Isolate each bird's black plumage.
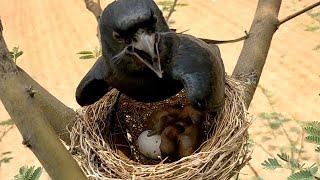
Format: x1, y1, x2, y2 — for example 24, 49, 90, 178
156, 32, 225, 111
76, 0, 225, 112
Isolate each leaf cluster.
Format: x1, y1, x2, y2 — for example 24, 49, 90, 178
13, 166, 42, 180
77, 47, 101, 60
0, 151, 13, 167
9, 47, 23, 64
262, 153, 319, 180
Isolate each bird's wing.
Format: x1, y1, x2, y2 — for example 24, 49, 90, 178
75, 56, 111, 106
170, 35, 225, 112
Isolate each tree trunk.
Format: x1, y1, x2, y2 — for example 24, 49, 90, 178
232, 0, 282, 108
0, 19, 87, 180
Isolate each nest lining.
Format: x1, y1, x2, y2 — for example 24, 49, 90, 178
70, 76, 252, 180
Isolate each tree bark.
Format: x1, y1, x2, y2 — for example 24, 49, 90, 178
232, 0, 282, 108
0, 19, 87, 180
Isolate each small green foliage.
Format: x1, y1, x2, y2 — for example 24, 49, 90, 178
305, 136, 320, 145
305, 25, 320, 32
9, 47, 23, 64
13, 166, 42, 180
77, 47, 101, 60
306, 121, 320, 130
262, 158, 283, 170
261, 121, 320, 179
304, 122, 320, 151
259, 112, 290, 130
0, 151, 13, 167
308, 164, 318, 175
158, 0, 188, 12
304, 127, 320, 137
287, 170, 314, 180
0, 119, 14, 126
278, 153, 290, 162
288, 158, 304, 170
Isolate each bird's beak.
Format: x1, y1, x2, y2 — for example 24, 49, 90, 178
132, 31, 163, 78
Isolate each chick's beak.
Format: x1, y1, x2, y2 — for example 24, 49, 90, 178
131, 30, 162, 78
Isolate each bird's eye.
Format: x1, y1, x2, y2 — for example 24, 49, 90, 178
113, 31, 121, 41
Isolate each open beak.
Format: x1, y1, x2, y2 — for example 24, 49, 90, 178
131, 30, 163, 78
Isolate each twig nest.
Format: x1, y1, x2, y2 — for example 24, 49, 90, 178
70, 76, 252, 180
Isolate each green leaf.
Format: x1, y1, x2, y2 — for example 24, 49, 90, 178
16, 51, 23, 58
315, 146, 320, 152
288, 158, 304, 170
29, 167, 42, 180
79, 55, 95, 60
0, 119, 14, 126
307, 164, 318, 175
14, 166, 42, 180
261, 158, 283, 170
305, 136, 320, 145
304, 126, 320, 137
287, 170, 313, 180
77, 51, 93, 55
277, 153, 290, 162
19, 166, 28, 176
306, 121, 320, 129
0, 157, 13, 166
24, 166, 35, 179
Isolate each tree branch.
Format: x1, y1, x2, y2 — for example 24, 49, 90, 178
232, 0, 282, 108
84, 0, 102, 21
166, 0, 178, 22
0, 19, 86, 180
279, 1, 320, 26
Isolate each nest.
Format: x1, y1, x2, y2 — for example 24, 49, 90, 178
70, 76, 252, 180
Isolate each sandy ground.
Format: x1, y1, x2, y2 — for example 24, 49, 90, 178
0, 0, 319, 179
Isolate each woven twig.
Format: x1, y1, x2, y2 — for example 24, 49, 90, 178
70, 76, 252, 180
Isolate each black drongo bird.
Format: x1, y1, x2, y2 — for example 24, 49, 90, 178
76, 0, 225, 112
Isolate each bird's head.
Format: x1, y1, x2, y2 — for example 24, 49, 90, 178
99, 0, 169, 78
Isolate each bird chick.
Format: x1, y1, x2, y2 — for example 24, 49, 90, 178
177, 124, 202, 158
160, 124, 184, 158
146, 107, 181, 137
179, 105, 206, 124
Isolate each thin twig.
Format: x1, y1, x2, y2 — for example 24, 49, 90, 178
0, 125, 14, 141
201, 31, 249, 44
166, 0, 178, 22
279, 1, 320, 26
255, 142, 276, 158
296, 130, 305, 160
248, 162, 260, 177
84, 0, 102, 21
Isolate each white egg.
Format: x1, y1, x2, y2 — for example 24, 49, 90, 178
136, 130, 161, 159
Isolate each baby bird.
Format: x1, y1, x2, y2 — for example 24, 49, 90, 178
177, 124, 202, 158
160, 124, 184, 158
146, 106, 181, 137
179, 105, 206, 124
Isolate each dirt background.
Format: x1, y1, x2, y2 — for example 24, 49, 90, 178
0, 0, 319, 179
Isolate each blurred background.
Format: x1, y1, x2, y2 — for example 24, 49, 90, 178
0, 0, 319, 179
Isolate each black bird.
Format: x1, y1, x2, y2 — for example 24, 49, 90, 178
76, 0, 225, 112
